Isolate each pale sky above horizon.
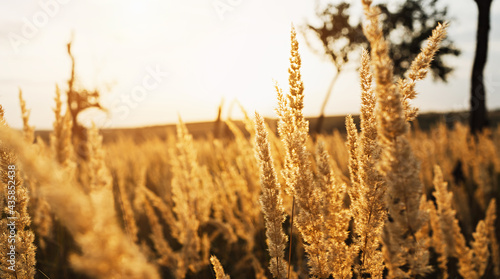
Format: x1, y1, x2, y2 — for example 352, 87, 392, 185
1, 0, 500, 130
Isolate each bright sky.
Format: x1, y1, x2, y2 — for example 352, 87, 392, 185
1, 0, 500, 130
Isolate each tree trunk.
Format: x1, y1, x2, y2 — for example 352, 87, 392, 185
470, 0, 492, 134
315, 70, 340, 134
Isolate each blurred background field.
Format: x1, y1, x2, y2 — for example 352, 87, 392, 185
31, 109, 500, 144
1, 0, 500, 278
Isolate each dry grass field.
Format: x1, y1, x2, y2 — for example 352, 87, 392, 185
1, 1, 500, 278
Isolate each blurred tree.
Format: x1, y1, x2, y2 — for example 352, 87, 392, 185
304, 0, 460, 133
470, 0, 493, 134
214, 98, 224, 138
67, 41, 105, 160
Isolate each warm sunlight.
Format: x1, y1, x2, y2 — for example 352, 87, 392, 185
0, 0, 499, 131
1, 1, 500, 279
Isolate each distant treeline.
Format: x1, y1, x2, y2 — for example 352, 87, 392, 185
34, 109, 500, 144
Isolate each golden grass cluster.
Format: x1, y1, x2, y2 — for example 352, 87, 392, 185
1, 1, 499, 278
